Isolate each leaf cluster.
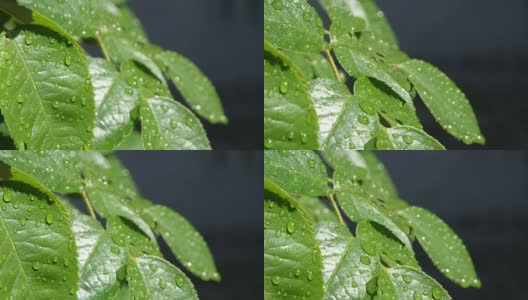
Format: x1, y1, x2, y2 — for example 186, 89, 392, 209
0, 0, 227, 150
264, 150, 480, 299
264, 0, 485, 150
0, 151, 220, 299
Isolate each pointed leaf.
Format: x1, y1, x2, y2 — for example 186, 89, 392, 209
323, 150, 368, 181
144, 205, 220, 281
0, 182, 78, 299
140, 96, 211, 150
89, 57, 140, 150
377, 125, 445, 150
153, 49, 227, 124
316, 221, 354, 284
310, 78, 380, 150
378, 266, 451, 300
264, 179, 324, 300
399, 207, 480, 288
357, 221, 418, 268
72, 214, 127, 299
354, 77, 421, 128
398, 59, 484, 144
106, 217, 161, 257
264, 0, 327, 52
0, 151, 81, 193
334, 44, 412, 104
128, 255, 199, 300
264, 150, 330, 197
323, 238, 380, 299
264, 41, 319, 149
334, 174, 412, 251
0, 26, 95, 150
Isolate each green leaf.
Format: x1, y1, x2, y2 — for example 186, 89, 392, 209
264, 0, 327, 52
101, 33, 165, 82
0, 181, 78, 299
264, 179, 324, 300
0, 151, 82, 193
323, 238, 380, 300
0, 26, 95, 150
107, 217, 161, 257
144, 205, 220, 282
334, 44, 412, 104
264, 150, 330, 197
152, 49, 227, 124
377, 125, 445, 150
140, 96, 211, 150
323, 149, 369, 181
360, 152, 398, 199
264, 41, 319, 149
89, 57, 140, 150
128, 255, 199, 300
316, 221, 354, 284
72, 214, 127, 299
356, 221, 418, 268
334, 175, 412, 251
16, 0, 97, 38
399, 207, 480, 288
297, 195, 340, 224
309, 78, 379, 150
319, 0, 398, 48
378, 266, 451, 300
354, 77, 421, 129
100, 4, 148, 43
115, 131, 144, 150
398, 59, 485, 144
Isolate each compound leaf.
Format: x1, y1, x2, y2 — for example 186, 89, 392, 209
399, 207, 480, 288
153, 49, 227, 124
140, 96, 211, 150
128, 255, 199, 300
89, 57, 140, 150
378, 266, 451, 300
264, 150, 330, 197
0, 26, 95, 150
264, 41, 319, 149
144, 205, 220, 282
264, 179, 324, 300
398, 59, 484, 144
264, 0, 327, 52
323, 238, 380, 300
377, 125, 445, 150
0, 181, 78, 299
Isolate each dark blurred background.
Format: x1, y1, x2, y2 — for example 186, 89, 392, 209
376, 151, 528, 299
125, 1, 263, 149
116, 151, 262, 299
309, 0, 527, 149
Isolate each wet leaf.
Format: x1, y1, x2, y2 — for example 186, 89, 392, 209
378, 266, 451, 300
377, 125, 445, 150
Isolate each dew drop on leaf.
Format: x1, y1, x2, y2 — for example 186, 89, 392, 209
64, 55, 72, 66
271, 275, 281, 285
32, 262, 41, 271
286, 221, 296, 234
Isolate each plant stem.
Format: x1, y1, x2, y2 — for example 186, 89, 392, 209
81, 191, 96, 219
96, 34, 111, 61
324, 50, 342, 83
327, 194, 345, 224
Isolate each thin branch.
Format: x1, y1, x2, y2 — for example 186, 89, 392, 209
96, 34, 111, 61
324, 49, 342, 83
81, 191, 96, 219
327, 194, 345, 224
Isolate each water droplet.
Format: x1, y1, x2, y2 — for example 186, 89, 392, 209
159, 280, 167, 289
45, 213, 54, 224
300, 132, 308, 144
52, 101, 59, 109
64, 258, 70, 267
360, 256, 371, 265
3, 192, 12, 203
25, 34, 33, 45
286, 221, 295, 234
111, 246, 120, 255
16, 95, 25, 104
271, 0, 284, 10
351, 281, 358, 288
303, 12, 311, 21
64, 55, 72, 66
32, 262, 41, 271
358, 115, 369, 125
403, 136, 413, 144
307, 159, 315, 168
307, 271, 313, 281
170, 120, 178, 129
432, 287, 442, 299
402, 274, 412, 283
185, 116, 193, 126
413, 291, 422, 300
271, 276, 281, 285
279, 80, 289, 94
